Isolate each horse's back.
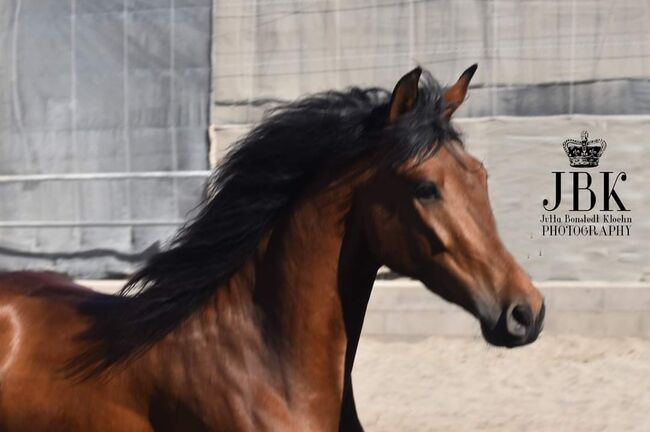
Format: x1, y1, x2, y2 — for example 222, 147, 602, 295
0, 272, 151, 431
0, 271, 93, 297
0, 272, 92, 408
0, 271, 94, 369
0, 271, 94, 353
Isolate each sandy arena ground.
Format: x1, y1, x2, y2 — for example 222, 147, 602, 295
353, 335, 650, 432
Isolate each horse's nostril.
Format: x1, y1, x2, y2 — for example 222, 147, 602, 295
512, 304, 533, 327
506, 303, 533, 338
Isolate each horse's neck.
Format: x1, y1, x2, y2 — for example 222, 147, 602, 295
147, 182, 379, 428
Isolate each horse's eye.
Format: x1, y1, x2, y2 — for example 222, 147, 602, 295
414, 182, 441, 201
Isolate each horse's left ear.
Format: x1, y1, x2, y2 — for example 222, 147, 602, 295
388, 67, 422, 123
443, 63, 478, 120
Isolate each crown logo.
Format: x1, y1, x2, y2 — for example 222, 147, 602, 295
562, 130, 607, 168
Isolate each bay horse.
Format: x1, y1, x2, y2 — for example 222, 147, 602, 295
0, 65, 544, 431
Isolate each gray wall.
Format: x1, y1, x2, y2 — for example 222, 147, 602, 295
209, 0, 650, 283
0, 0, 212, 277
1, 0, 649, 279
462, 116, 649, 282
211, 0, 650, 127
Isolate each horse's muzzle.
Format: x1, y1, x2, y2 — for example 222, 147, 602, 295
480, 301, 545, 348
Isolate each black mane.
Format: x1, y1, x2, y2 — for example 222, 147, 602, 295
72, 69, 460, 376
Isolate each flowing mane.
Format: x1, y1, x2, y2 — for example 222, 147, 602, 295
71, 69, 460, 376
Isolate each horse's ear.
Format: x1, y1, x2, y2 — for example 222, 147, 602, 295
443, 63, 478, 120
388, 67, 422, 123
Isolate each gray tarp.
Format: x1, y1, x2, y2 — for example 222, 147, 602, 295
0, 0, 212, 277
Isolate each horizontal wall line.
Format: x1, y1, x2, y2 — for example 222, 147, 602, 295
0, 220, 185, 228
0, 171, 211, 183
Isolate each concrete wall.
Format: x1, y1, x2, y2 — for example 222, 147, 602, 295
363, 280, 650, 339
